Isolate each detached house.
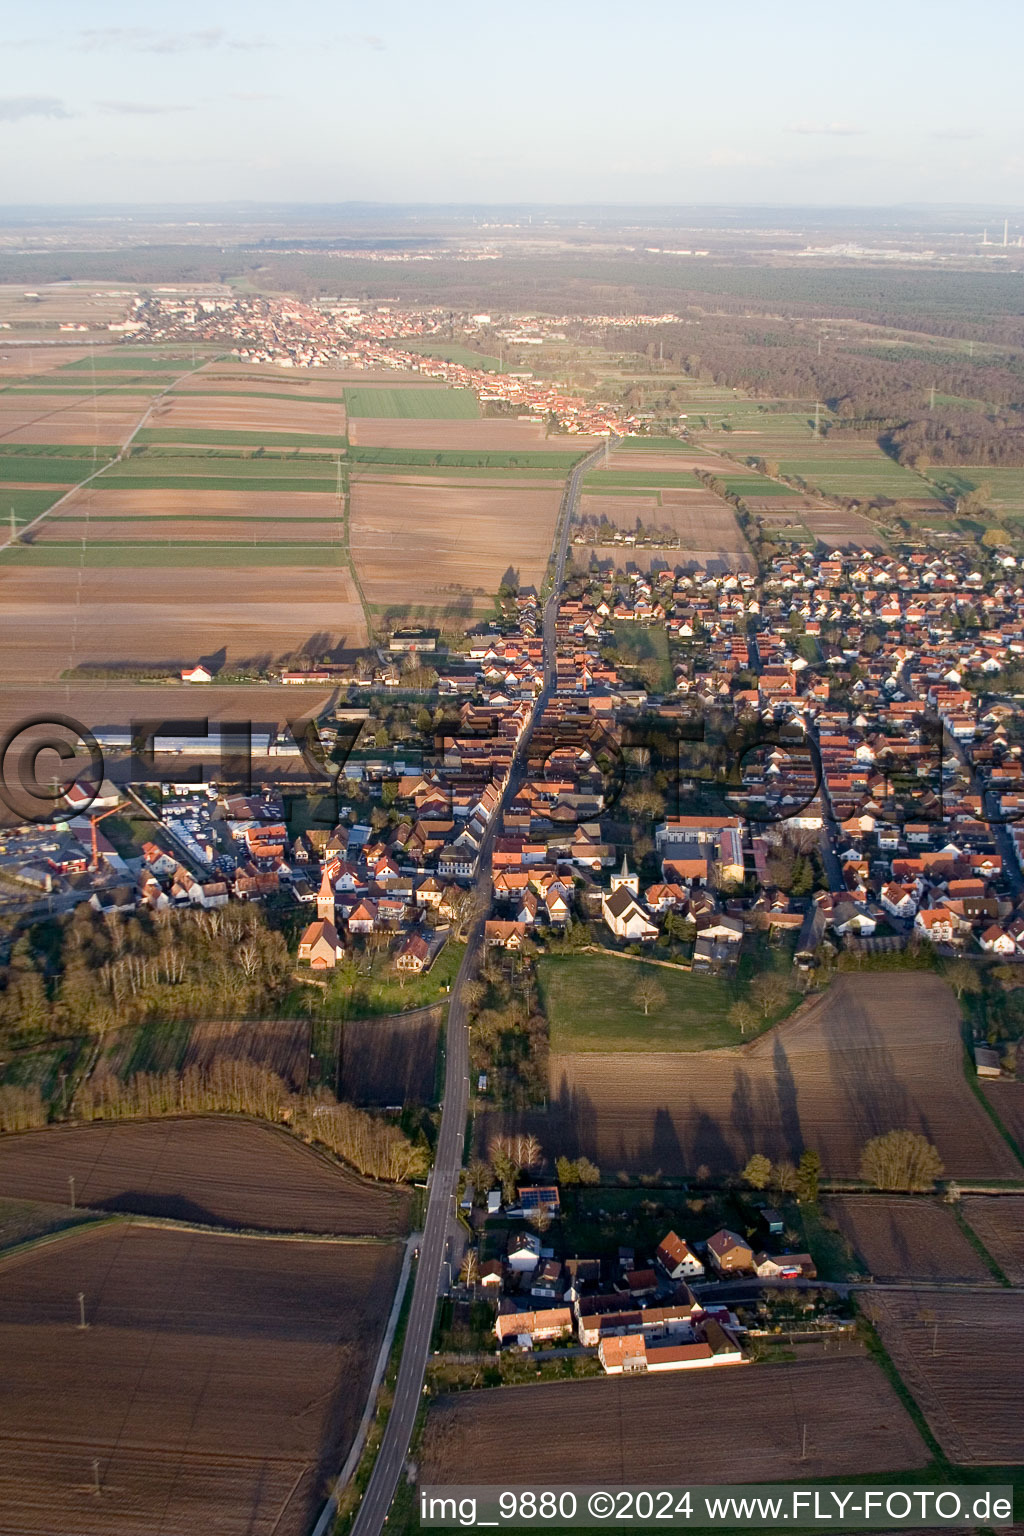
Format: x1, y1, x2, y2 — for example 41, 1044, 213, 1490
656, 1231, 705, 1280
705, 1230, 754, 1275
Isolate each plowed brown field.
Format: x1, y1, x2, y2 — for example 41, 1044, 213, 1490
150, 393, 347, 436
52, 486, 340, 518
350, 478, 562, 612
421, 1356, 928, 1484
37, 517, 341, 543
825, 1197, 995, 1283
183, 1020, 314, 1092
962, 1195, 1024, 1283
0, 1118, 410, 1235
867, 1288, 1024, 1464
983, 1080, 1024, 1151
340, 1008, 442, 1107
0, 563, 365, 681
0, 1222, 402, 1536
0, 395, 152, 446
479, 976, 1021, 1179
349, 419, 593, 451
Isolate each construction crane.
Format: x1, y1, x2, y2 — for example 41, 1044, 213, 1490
89, 803, 122, 872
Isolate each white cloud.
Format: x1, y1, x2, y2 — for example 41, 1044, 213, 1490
96, 100, 192, 115
786, 122, 865, 137
76, 28, 268, 54
0, 95, 72, 121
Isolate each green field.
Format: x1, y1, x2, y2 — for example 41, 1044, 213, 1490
611, 620, 673, 690
779, 455, 932, 499
136, 428, 346, 450
0, 488, 67, 525
720, 475, 793, 498
400, 340, 503, 372
60, 353, 204, 372
348, 445, 582, 470
0, 444, 118, 459
344, 386, 480, 419
928, 466, 1024, 514
0, 456, 110, 484
538, 951, 797, 1052
88, 474, 342, 493
582, 469, 702, 490
98, 454, 340, 492
0, 543, 347, 567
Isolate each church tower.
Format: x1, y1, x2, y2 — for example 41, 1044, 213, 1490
610, 850, 639, 896
317, 865, 336, 924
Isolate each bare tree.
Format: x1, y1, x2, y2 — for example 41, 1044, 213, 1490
860, 1130, 944, 1192
634, 975, 667, 1017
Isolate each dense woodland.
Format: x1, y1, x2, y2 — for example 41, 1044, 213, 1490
597, 313, 1024, 467
0, 904, 294, 1048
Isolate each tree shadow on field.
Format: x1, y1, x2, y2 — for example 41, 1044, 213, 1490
94, 1190, 223, 1226
772, 1034, 803, 1162
820, 976, 913, 1176
730, 1068, 758, 1161
650, 1107, 686, 1176
689, 1107, 738, 1177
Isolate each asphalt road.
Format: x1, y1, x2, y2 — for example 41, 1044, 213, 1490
347, 439, 610, 1536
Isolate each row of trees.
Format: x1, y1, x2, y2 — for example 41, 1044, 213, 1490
742, 1148, 821, 1203
742, 1132, 944, 1195
73, 1055, 428, 1183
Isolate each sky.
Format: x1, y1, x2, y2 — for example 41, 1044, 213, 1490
1, 0, 1022, 208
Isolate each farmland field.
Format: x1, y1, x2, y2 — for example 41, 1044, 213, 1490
421, 1356, 928, 1484
0, 679, 335, 742
145, 389, 347, 437
824, 1197, 995, 1283
349, 478, 562, 616
339, 1007, 442, 1106
537, 953, 785, 1052
51, 485, 341, 520
0, 395, 154, 446
583, 468, 703, 490
0, 1118, 411, 1235
399, 339, 503, 371
0, 1221, 402, 1536
0, 560, 365, 680
482, 975, 1021, 1179
982, 1080, 1024, 1155
867, 1288, 1024, 1464
38, 516, 342, 544
183, 1019, 314, 1092
962, 1196, 1024, 1284
348, 418, 584, 452
777, 450, 933, 501
929, 466, 1024, 515
344, 386, 479, 419
801, 507, 888, 549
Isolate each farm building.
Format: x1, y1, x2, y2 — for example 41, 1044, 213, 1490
495, 1307, 573, 1345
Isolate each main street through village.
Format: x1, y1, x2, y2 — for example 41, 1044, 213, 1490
344, 443, 612, 1536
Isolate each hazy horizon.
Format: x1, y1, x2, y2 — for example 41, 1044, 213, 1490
2, 0, 1022, 208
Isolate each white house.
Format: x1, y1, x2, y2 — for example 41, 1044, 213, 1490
506, 1231, 542, 1273
655, 1231, 704, 1280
